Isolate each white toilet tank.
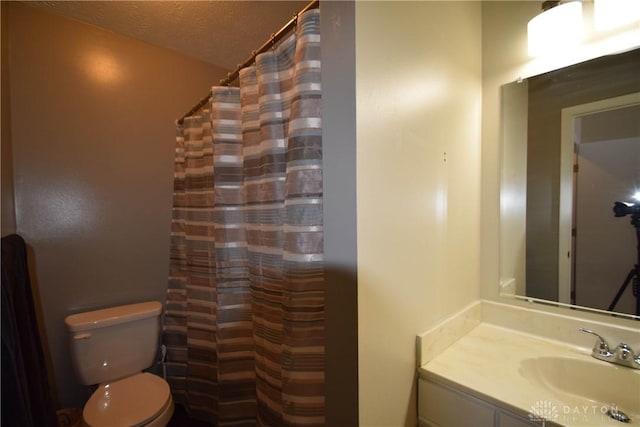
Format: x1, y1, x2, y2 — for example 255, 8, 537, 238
65, 301, 162, 385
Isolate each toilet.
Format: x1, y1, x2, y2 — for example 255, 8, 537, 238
65, 301, 174, 427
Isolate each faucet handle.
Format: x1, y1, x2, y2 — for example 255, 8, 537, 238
613, 343, 640, 369
614, 343, 636, 361
579, 328, 612, 357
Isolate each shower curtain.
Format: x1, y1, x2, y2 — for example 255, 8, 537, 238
163, 8, 324, 426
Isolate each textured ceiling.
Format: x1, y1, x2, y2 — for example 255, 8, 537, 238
27, 1, 309, 70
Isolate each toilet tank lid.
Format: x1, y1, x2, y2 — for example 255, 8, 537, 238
65, 301, 162, 332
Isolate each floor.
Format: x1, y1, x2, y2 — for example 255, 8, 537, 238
167, 405, 214, 427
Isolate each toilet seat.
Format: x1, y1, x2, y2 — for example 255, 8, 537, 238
83, 372, 173, 427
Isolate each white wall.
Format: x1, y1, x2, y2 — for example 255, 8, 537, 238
355, 2, 482, 426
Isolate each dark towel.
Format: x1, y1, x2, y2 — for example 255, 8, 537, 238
2, 234, 57, 427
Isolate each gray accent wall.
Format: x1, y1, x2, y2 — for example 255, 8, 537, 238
5, 3, 227, 408
2, 2, 16, 237
320, 1, 359, 425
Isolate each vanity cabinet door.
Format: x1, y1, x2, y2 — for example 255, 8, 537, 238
418, 379, 495, 427
498, 411, 541, 427
418, 378, 547, 427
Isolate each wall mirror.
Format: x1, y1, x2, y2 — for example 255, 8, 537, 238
500, 48, 640, 319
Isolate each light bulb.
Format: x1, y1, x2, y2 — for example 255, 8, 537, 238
528, 1, 584, 57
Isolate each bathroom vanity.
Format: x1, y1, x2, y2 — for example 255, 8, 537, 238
416, 301, 640, 427
419, 370, 547, 427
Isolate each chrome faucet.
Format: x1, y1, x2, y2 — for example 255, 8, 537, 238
579, 328, 640, 370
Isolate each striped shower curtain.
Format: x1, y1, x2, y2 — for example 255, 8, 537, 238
163, 9, 324, 427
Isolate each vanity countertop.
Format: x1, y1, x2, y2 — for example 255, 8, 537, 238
419, 323, 640, 427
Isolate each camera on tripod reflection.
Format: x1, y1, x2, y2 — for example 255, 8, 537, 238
613, 201, 640, 218
610, 200, 640, 315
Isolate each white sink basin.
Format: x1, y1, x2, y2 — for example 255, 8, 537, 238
520, 356, 640, 422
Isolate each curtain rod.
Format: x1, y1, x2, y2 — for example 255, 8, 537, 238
177, 0, 319, 125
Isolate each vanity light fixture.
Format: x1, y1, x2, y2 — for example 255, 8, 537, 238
528, 0, 584, 57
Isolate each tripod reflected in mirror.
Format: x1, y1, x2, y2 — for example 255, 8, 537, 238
610, 202, 640, 316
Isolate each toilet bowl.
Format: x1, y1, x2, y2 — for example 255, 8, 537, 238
65, 301, 174, 427
83, 373, 173, 427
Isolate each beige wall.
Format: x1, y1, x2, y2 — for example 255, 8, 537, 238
356, 2, 482, 426
6, 3, 227, 408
